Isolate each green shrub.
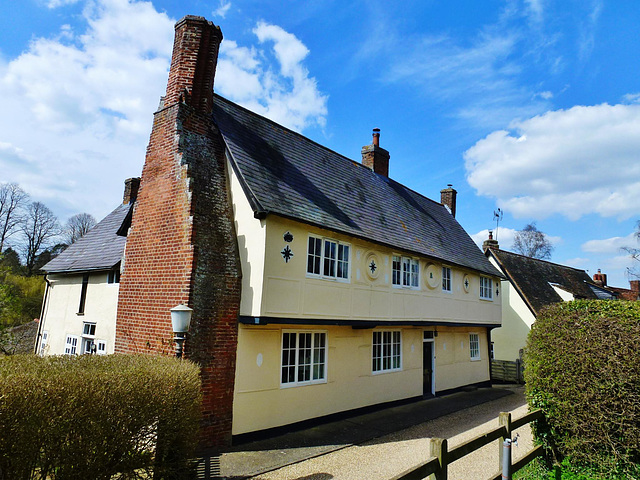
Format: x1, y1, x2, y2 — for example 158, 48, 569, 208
0, 354, 202, 480
525, 300, 640, 477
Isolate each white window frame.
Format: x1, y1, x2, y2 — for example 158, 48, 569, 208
39, 330, 49, 356
469, 333, 481, 361
392, 255, 419, 289
442, 266, 452, 292
281, 330, 328, 387
306, 235, 350, 282
480, 276, 493, 300
96, 340, 107, 355
81, 322, 97, 355
372, 330, 402, 373
64, 334, 79, 355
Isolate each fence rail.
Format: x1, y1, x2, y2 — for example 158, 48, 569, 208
390, 409, 543, 480
490, 359, 524, 384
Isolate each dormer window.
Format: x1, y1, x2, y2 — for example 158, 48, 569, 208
307, 235, 350, 281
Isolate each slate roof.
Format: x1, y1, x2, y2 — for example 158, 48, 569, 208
43, 203, 130, 273
487, 248, 600, 316
212, 94, 501, 278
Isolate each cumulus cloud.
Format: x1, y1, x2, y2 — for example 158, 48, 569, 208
582, 232, 638, 254
0, 1, 327, 220
212, 0, 231, 18
471, 226, 561, 252
465, 103, 640, 220
215, 21, 328, 132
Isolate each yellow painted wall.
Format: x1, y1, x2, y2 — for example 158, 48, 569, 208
40, 272, 119, 355
258, 216, 502, 325
232, 323, 490, 434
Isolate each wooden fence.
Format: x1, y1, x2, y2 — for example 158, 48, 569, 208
490, 359, 524, 384
389, 409, 544, 480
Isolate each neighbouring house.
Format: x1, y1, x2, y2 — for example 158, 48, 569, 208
594, 270, 640, 301
35, 179, 139, 356
484, 233, 616, 362
112, 16, 503, 448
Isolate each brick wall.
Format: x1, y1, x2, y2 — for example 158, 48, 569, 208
115, 16, 241, 449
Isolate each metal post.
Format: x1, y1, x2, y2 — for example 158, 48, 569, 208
501, 439, 512, 480
499, 412, 511, 468
174, 332, 186, 358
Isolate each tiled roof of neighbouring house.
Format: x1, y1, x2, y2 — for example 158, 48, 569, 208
42, 203, 130, 273
212, 94, 501, 278
487, 248, 604, 315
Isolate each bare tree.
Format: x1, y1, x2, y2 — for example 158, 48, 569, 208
21, 202, 60, 276
513, 223, 554, 259
622, 221, 640, 279
0, 183, 29, 251
64, 213, 97, 245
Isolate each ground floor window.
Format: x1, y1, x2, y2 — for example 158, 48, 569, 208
470, 333, 480, 360
281, 331, 327, 386
64, 335, 79, 355
373, 330, 402, 373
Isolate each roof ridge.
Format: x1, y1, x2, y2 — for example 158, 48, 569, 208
492, 247, 587, 273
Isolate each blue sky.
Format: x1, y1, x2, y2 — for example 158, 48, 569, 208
1, 0, 639, 288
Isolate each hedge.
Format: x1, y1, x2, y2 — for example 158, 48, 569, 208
525, 300, 640, 476
0, 354, 202, 480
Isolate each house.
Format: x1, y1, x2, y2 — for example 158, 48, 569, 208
484, 234, 616, 362
112, 16, 502, 448
35, 179, 138, 356
593, 270, 640, 301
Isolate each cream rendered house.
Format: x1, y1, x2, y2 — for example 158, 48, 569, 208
35, 180, 137, 356
208, 95, 504, 436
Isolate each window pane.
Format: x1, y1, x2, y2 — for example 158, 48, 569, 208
392, 256, 401, 285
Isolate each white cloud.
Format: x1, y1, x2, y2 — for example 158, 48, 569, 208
47, 0, 82, 7
471, 226, 560, 252
215, 21, 328, 132
0, 1, 328, 222
582, 232, 638, 254
465, 103, 640, 220
212, 0, 231, 19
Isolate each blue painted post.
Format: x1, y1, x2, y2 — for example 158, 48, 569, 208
501, 439, 512, 480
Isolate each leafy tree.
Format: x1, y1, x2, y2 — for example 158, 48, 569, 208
0, 248, 23, 275
0, 182, 29, 252
21, 202, 60, 276
64, 212, 97, 245
513, 222, 554, 259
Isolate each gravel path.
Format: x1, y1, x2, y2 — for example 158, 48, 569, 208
250, 386, 532, 480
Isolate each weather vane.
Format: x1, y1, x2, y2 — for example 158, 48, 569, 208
493, 208, 503, 240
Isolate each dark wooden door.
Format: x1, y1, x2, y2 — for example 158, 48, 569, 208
423, 341, 434, 397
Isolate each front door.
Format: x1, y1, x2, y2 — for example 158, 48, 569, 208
423, 340, 434, 397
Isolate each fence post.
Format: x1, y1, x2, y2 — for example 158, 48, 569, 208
498, 412, 511, 469
429, 437, 448, 480
501, 439, 512, 479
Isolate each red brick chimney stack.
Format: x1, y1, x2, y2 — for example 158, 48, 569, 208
165, 15, 223, 113
483, 230, 499, 251
593, 269, 607, 287
630, 280, 640, 294
440, 184, 457, 218
361, 128, 390, 177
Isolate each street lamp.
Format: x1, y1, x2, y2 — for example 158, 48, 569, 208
170, 304, 193, 359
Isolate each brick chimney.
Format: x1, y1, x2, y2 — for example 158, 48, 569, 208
483, 230, 499, 251
440, 184, 457, 217
115, 16, 241, 448
593, 269, 607, 287
630, 280, 640, 295
361, 128, 390, 177
123, 177, 140, 204
165, 15, 223, 113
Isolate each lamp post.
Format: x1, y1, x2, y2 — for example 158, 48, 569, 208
170, 304, 193, 359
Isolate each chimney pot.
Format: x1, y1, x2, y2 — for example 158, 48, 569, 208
361, 128, 390, 177
483, 230, 499, 251
123, 177, 141, 204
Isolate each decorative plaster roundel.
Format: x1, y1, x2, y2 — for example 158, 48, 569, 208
425, 263, 440, 289
463, 274, 470, 293
364, 252, 380, 280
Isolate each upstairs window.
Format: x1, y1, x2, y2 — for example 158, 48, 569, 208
307, 236, 350, 281
392, 256, 419, 288
108, 268, 120, 284
480, 276, 493, 300
442, 267, 452, 292
281, 331, 327, 386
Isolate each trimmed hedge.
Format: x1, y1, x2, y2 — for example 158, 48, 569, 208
0, 354, 202, 480
525, 300, 640, 476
